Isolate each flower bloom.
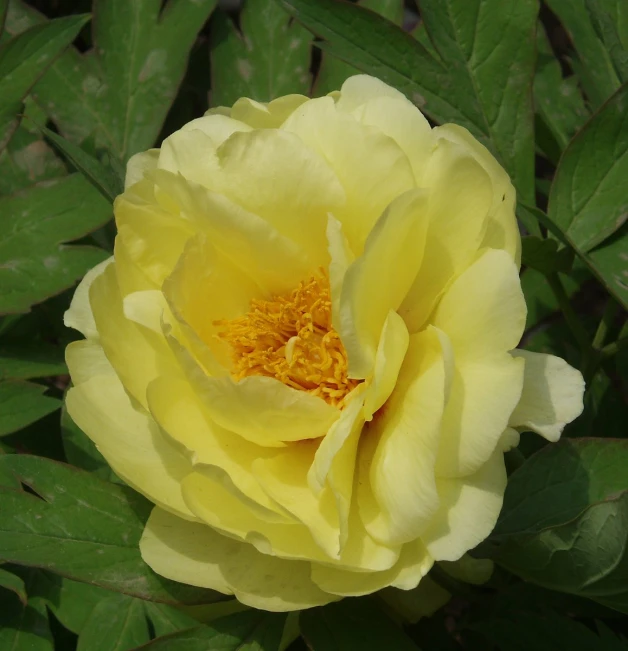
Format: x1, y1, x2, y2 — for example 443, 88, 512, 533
65, 76, 585, 611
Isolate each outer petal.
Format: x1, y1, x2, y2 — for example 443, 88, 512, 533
509, 350, 585, 441
125, 149, 159, 189
335, 74, 407, 113
339, 189, 429, 378
64, 257, 113, 339
282, 96, 416, 254
359, 326, 448, 546
65, 371, 195, 521
421, 451, 507, 562
231, 95, 309, 128
140, 507, 336, 611
399, 137, 496, 332
310, 539, 432, 597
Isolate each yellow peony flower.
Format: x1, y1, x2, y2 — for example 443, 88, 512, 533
64, 75, 585, 612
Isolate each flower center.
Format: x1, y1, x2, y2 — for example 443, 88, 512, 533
215, 271, 360, 408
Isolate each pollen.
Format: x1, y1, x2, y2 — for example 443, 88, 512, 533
214, 270, 361, 408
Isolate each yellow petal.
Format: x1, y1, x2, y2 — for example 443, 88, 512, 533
359, 326, 447, 546
146, 375, 285, 518
363, 310, 410, 420
282, 96, 416, 254
125, 149, 159, 189
339, 188, 429, 378
66, 372, 195, 521
140, 507, 336, 611
65, 340, 111, 385
253, 445, 341, 558
421, 450, 507, 561
89, 262, 179, 408
310, 539, 432, 597
64, 257, 113, 339
326, 213, 355, 335
152, 171, 311, 296
399, 137, 495, 332
379, 576, 451, 623
207, 129, 345, 266
231, 95, 309, 128
335, 74, 407, 113
435, 124, 520, 265
432, 249, 526, 360
352, 96, 434, 184
509, 350, 585, 442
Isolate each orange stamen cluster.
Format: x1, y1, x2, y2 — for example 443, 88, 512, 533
215, 271, 360, 407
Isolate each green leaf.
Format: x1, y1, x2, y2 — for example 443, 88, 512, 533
0, 588, 53, 651
0, 380, 60, 436
143, 602, 200, 637
534, 25, 589, 151
548, 82, 628, 307
0, 454, 223, 605
313, 0, 405, 96
136, 610, 287, 650
0, 344, 66, 380
61, 404, 119, 483
471, 611, 628, 651
77, 592, 151, 651
490, 438, 628, 614
0, 566, 27, 605
279, 0, 537, 202
586, 0, 628, 85
41, 126, 124, 204
0, 100, 22, 151
0, 173, 111, 315
0, 14, 89, 112
545, 0, 620, 109
300, 599, 420, 650
5, 0, 217, 161
211, 0, 312, 107
521, 236, 574, 275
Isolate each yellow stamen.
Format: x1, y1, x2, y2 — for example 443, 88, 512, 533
214, 270, 360, 408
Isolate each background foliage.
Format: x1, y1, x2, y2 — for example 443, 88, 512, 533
0, 0, 627, 648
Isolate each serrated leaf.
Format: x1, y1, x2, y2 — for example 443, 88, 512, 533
0, 566, 27, 604
300, 599, 420, 650
0, 589, 53, 651
545, 0, 620, 109
490, 438, 628, 614
0, 173, 111, 314
0, 380, 60, 436
135, 610, 287, 650
313, 0, 404, 96
41, 126, 124, 203
0, 13, 89, 112
5, 0, 217, 161
548, 82, 628, 307
211, 0, 311, 107
0, 344, 66, 380
279, 0, 537, 202
0, 454, 223, 605
77, 592, 151, 651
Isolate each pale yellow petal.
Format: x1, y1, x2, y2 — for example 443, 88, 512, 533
64, 257, 113, 339
140, 507, 336, 611
66, 373, 195, 520
359, 326, 446, 546
282, 96, 416, 254
509, 350, 585, 442
326, 213, 354, 335
65, 339, 112, 385
89, 263, 180, 408
352, 96, 434, 183
231, 95, 309, 128
421, 451, 507, 561
339, 188, 429, 378
379, 576, 451, 623
335, 74, 407, 113
363, 310, 410, 420
125, 149, 159, 189
310, 539, 432, 597
399, 137, 496, 332
432, 249, 526, 360
253, 445, 341, 559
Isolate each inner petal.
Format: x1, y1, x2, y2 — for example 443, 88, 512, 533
216, 270, 362, 408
